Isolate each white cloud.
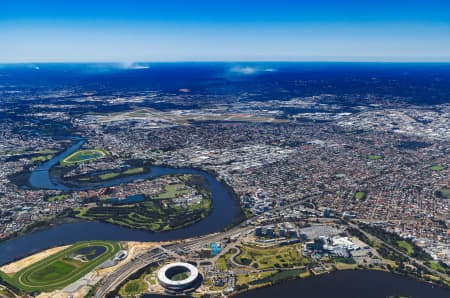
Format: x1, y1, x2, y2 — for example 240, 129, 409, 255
229, 65, 277, 75
229, 66, 257, 75
119, 62, 151, 70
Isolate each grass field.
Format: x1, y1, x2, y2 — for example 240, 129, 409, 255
30, 154, 54, 163
154, 183, 188, 199
80, 167, 146, 182
368, 155, 382, 160
0, 241, 119, 293
98, 172, 120, 180
216, 248, 238, 271
47, 194, 70, 202
426, 261, 450, 275
236, 270, 278, 287
119, 279, 148, 297
430, 165, 444, 171
334, 260, 358, 270
60, 149, 108, 166
245, 269, 308, 286
354, 191, 366, 201
171, 272, 190, 281
99, 167, 144, 180
235, 244, 308, 270
123, 167, 144, 175
397, 240, 414, 255
235, 269, 310, 291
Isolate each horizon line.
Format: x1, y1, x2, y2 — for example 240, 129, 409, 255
1, 59, 450, 65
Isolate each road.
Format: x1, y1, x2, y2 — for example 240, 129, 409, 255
94, 248, 167, 298
345, 219, 449, 281
94, 193, 322, 297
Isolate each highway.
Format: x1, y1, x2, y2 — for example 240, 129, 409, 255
94, 193, 322, 297
94, 248, 167, 298
344, 219, 450, 281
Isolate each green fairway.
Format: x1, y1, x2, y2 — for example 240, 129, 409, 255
74, 174, 212, 232
60, 149, 108, 166
76, 167, 146, 183
123, 167, 144, 175
99, 172, 120, 180
430, 165, 444, 171
0, 241, 119, 293
99, 167, 144, 180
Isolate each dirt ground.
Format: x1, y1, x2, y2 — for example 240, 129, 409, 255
0, 245, 70, 274
96, 241, 158, 276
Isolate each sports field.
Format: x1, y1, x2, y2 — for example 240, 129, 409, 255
60, 149, 108, 166
0, 241, 119, 293
354, 191, 366, 201
430, 165, 444, 171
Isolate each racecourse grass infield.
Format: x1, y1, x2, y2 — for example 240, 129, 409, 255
60, 149, 108, 166
0, 241, 119, 293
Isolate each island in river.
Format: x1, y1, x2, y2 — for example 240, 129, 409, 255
0, 137, 240, 265
10, 139, 215, 233
73, 173, 213, 232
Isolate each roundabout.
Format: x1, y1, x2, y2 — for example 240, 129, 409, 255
157, 262, 199, 291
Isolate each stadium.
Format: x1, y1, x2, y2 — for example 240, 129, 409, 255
157, 262, 199, 291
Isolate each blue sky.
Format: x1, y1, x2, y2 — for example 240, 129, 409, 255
1, 0, 450, 62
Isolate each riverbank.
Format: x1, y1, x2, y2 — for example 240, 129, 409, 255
0, 170, 239, 266
151, 163, 246, 228
54, 159, 153, 188
0, 209, 80, 245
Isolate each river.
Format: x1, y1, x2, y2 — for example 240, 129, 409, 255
0, 139, 239, 265
235, 270, 450, 298
142, 270, 449, 298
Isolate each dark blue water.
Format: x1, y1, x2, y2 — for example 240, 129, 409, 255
28, 138, 85, 190
0, 139, 239, 265
143, 270, 449, 298
236, 270, 450, 298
